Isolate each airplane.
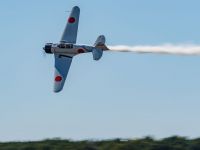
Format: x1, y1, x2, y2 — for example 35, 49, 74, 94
43, 6, 109, 93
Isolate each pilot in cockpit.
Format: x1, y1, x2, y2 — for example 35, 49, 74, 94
58, 43, 73, 49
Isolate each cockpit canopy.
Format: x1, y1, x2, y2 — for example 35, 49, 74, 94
58, 43, 73, 49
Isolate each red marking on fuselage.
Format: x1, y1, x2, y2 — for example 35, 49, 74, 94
68, 17, 75, 23
77, 49, 85, 54
55, 76, 62, 82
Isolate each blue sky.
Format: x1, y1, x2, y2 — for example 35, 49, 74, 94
1, 0, 200, 141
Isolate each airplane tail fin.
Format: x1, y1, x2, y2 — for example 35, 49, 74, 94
94, 35, 109, 50
92, 35, 109, 61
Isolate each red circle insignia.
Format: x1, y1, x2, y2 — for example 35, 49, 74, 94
55, 76, 62, 82
77, 49, 85, 54
68, 17, 75, 23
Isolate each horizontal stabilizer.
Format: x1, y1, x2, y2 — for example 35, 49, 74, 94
92, 48, 103, 60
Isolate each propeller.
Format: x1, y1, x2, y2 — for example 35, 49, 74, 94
42, 49, 47, 58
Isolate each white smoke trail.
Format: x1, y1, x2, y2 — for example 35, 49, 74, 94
108, 44, 200, 55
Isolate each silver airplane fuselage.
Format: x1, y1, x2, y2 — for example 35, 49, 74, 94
43, 43, 94, 57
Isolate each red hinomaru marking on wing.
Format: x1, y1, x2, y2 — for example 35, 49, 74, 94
68, 17, 75, 23
55, 76, 62, 82
77, 49, 85, 54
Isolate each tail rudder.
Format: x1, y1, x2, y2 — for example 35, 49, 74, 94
94, 35, 109, 50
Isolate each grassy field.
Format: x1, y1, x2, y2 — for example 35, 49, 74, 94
0, 136, 200, 150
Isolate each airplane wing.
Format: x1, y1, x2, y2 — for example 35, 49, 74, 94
53, 6, 80, 92
54, 55, 73, 92
60, 6, 80, 43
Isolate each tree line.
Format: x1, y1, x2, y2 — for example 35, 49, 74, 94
0, 136, 200, 150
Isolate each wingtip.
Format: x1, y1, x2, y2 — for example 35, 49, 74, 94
54, 82, 64, 93
54, 88, 63, 93
73, 6, 80, 11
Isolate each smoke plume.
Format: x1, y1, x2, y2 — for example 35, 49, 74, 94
108, 44, 200, 55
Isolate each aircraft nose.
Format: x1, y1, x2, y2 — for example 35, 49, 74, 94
43, 44, 53, 54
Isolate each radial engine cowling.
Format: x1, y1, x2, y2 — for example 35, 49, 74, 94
43, 43, 53, 54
